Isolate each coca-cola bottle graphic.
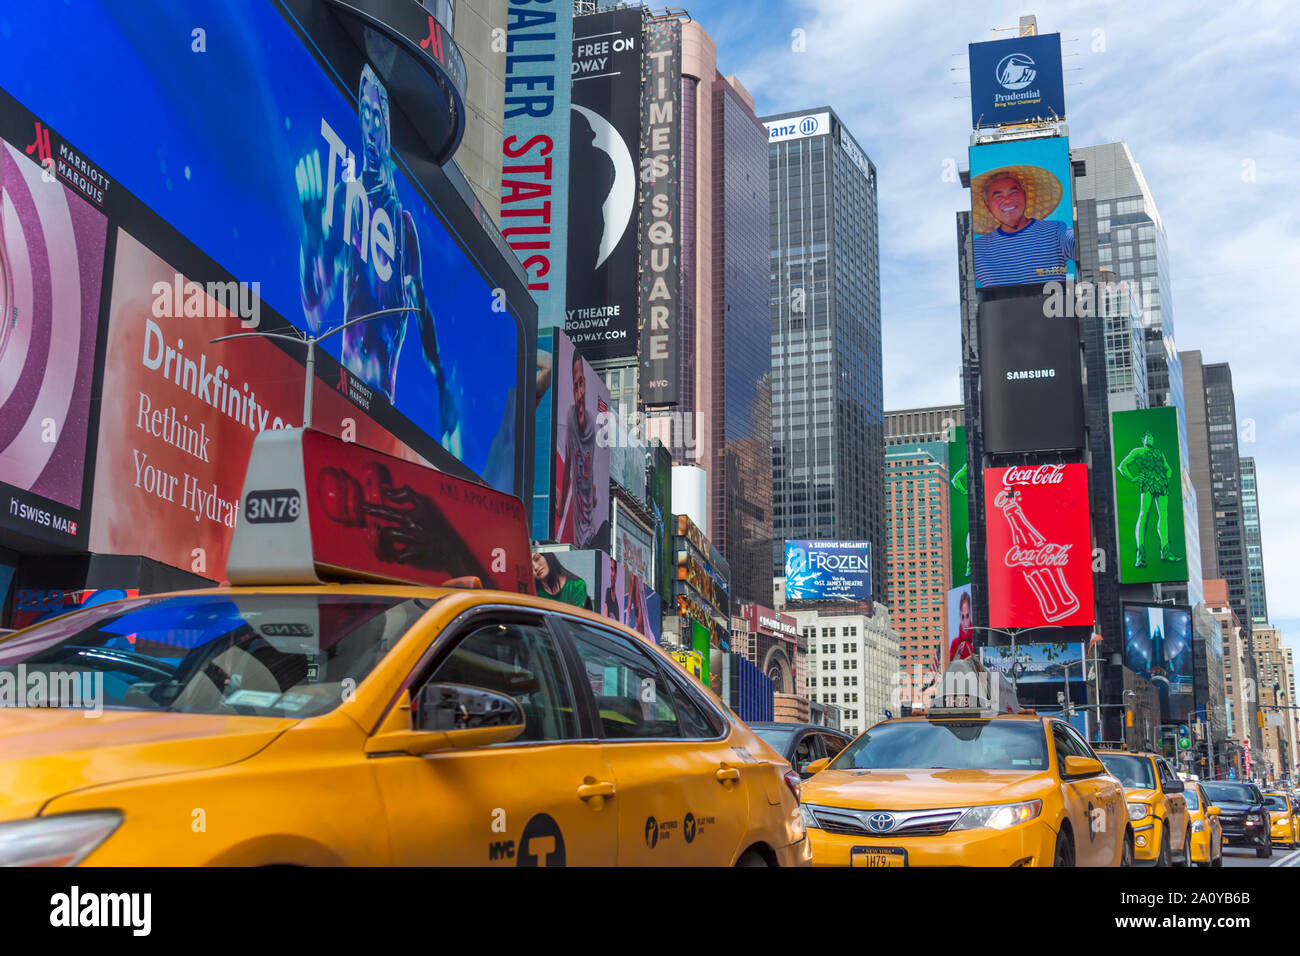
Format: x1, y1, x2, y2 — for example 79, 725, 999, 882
994, 485, 1081, 623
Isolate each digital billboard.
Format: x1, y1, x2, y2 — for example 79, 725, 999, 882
948, 425, 970, 588
502, 0, 571, 327
979, 290, 1084, 454
639, 18, 683, 406
946, 583, 973, 667
1111, 407, 1188, 584
984, 464, 1094, 627
648, 440, 674, 600
970, 137, 1074, 289
532, 327, 557, 541
556, 548, 659, 643
531, 548, 593, 610
968, 32, 1066, 128
0, 131, 106, 548
91, 231, 431, 581
566, 8, 643, 359
608, 407, 648, 504
0, 0, 532, 498
980, 642, 1086, 685
1123, 603, 1194, 723
784, 540, 871, 602
552, 329, 610, 551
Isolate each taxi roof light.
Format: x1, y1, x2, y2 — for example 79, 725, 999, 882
928, 658, 1019, 719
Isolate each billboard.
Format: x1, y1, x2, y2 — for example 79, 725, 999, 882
784, 540, 871, 602
1111, 407, 1188, 584
968, 32, 1065, 128
0, 0, 532, 497
984, 464, 1094, 627
0, 131, 106, 548
532, 327, 557, 540
566, 8, 643, 359
970, 137, 1074, 289
980, 641, 1086, 684
1124, 603, 1194, 723
639, 18, 682, 407
531, 548, 593, 611
946, 583, 973, 667
552, 328, 610, 550
91, 231, 430, 581
648, 440, 674, 600
613, 499, 654, 587
763, 112, 830, 144
558, 548, 660, 643
502, 0, 571, 327
979, 290, 1084, 454
948, 425, 970, 588
607, 407, 648, 503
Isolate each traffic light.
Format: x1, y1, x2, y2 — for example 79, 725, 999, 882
1177, 724, 1191, 751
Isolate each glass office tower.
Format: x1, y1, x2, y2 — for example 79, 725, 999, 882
765, 107, 884, 602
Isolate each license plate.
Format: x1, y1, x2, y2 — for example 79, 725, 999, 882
851, 846, 907, 868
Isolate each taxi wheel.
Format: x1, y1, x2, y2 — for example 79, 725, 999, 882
1176, 827, 1192, 867
1156, 829, 1170, 867
735, 849, 769, 867
1053, 831, 1075, 867
1120, 832, 1134, 867
1211, 836, 1223, 867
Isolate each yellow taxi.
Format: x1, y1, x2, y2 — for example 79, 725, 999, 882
1264, 791, 1299, 848
799, 671, 1130, 867
1096, 750, 1191, 866
0, 429, 809, 867
1183, 781, 1223, 867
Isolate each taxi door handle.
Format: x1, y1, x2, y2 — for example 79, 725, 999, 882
577, 780, 616, 801
715, 766, 741, 784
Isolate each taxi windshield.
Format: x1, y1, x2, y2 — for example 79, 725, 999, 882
1098, 753, 1155, 790
1184, 787, 1200, 811
750, 725, 797, 754
829, 719, 1048, 772
1264, 794, 1288, 811
0, 593, 432, 718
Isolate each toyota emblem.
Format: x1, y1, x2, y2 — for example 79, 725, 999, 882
866, 812, 896, 833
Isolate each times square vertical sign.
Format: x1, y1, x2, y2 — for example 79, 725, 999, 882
639, 19, 681, 406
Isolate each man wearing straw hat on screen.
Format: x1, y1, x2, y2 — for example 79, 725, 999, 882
972, 164, 1075, 288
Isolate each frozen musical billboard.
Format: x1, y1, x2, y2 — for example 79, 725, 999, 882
983, 464, 1094, 627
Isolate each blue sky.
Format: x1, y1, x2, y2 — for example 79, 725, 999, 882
683, 0, 1300, 658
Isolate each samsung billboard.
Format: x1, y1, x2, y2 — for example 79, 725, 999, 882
784, 540, 871, 602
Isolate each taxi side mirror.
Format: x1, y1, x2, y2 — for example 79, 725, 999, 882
365, 684, 525, 756
1163, 778, 1185, 794
1207, 806, 1221, 817
1063, 755, 1104, 778
805, 757, 831, 776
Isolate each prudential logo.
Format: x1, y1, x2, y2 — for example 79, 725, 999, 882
995, 52, 1037, 90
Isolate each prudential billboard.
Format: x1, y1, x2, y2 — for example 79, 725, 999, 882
968, 32, 1065, 128
784, 541, 871, 601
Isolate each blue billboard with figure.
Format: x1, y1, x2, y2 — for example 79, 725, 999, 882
968, 32, 1065, 128
970, 136, 1075, 290
1123, 603, 1194, 723
0, 0, 531, 497
784, 540, 871, 601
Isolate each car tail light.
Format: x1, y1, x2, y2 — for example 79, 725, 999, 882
783, 769, 802, 802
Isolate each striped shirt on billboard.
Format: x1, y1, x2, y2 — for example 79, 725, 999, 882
973, 218, 1074, 288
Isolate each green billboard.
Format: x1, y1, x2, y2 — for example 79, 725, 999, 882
1111, 407, 1188, 583
948, 426, 970, 588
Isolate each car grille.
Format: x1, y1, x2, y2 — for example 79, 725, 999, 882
806, 805, 966, 837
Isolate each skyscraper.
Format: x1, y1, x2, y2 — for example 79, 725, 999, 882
765, 107, 884, 601
1239, 456, 1269, 625
884, 405, 965, 446
884, 442, 951, 675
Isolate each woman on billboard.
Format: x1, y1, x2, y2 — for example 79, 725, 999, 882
532, 552, 591, 609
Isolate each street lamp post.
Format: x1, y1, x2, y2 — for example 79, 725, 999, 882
211, 307, 418, 428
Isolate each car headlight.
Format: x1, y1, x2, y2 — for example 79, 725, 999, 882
0, 812, 123, 866
951, 799, 1042, 831
1127, 803, 1151, 822
800, 804, 820, 830
1191, 820, 1205, 833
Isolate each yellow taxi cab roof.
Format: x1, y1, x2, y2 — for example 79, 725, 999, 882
1095, 749, 1159, 759
884, 712, 1046, 724
0, 582, 657, 650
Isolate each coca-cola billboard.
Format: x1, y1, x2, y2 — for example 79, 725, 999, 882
984, 464, 1094, 627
